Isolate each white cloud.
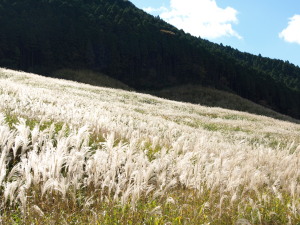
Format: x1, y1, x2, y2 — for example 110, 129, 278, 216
159, 0, 241, 39
143, 6, 168, 14
279, 15, 300, 45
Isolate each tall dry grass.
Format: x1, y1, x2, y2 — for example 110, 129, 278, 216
0, 68, 300, 224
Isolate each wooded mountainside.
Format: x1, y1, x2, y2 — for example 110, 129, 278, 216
0, 0, 300, 118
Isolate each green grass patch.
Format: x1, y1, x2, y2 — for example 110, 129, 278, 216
202, 123, 221, 131
138, 97, 161, 105
134, 108, 146, 114
222, 114, 256, 121
143, 141, 162, 161
4, 112, 67, 134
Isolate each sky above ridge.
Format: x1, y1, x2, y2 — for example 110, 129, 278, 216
130, 0, 300, 67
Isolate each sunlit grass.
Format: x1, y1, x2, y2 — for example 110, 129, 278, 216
0, 68, 300, 224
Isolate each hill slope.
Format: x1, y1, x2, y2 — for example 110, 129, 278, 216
1, 68, 300, 224
150, 85, 300, 123
52, 68, 132, 90
0, 0, 300, 119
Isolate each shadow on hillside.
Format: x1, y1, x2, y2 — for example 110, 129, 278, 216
147, 85, 300, 124
51, 69, 132, 91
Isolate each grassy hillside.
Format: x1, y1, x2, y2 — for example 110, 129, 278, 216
150, 85, 300, 124
51, 69, 298, 123
51, 69, 132, 90
1, 68, 300, 224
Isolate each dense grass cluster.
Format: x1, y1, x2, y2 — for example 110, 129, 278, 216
0, 68, 300, 224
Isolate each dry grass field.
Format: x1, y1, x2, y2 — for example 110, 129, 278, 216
0, 68, 300, 224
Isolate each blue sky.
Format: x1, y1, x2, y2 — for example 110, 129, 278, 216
130, 0, 300, 67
